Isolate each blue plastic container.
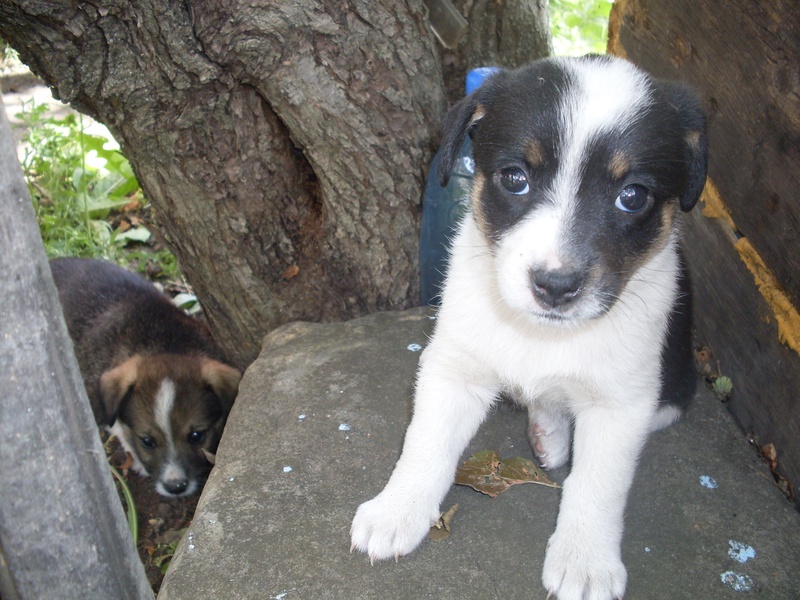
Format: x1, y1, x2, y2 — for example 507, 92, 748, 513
419, 67, 498, 306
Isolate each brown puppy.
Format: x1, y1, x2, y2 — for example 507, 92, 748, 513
50, 257, 241, 497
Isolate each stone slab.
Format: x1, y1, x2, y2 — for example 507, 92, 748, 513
159, 308, 800, 599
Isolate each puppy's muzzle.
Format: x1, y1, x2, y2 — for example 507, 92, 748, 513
529, 268, 586, 309
162, 477, 190, 496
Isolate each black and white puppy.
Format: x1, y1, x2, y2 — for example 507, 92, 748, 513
51, 257, 241, 498
352, 55, 707, 599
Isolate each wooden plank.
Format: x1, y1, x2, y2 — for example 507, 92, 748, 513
0, 98, 152, 598
610, 0, 800, 507
683, 207, 800, 505
610, 0, 800, 308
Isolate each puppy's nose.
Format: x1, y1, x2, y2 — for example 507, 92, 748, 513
162, 478, 189, 495
530, 268, 585, 308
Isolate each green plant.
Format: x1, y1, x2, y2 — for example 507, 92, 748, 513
16, 100, 178, 279
152, 537, 183, 574
550, 0, 614, 56
109, 464, 139, 546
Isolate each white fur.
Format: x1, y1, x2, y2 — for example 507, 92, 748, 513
152, 379, 195, 497
108, 420, 148, 475
352, 58, 684, 600
352, 216, 679, 596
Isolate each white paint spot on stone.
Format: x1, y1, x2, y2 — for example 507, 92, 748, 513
298, 414, 307, 420
407, 343, 423, 352
699, 475, 718, 489
283, 466, 293, 473
728, 540, 756, 563
721, 571, 755, 592
645, 547, 651, 553
339, 423, 351, 431
187, 531, 195, 551
229, 477, 235, 482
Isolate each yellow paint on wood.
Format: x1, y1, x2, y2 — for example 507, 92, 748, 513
700, 179, 737, 232
734, 238, 800, 354
698, 178, 800, 355
604, 0, 799, 357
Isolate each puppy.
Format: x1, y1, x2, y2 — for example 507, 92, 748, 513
352, 55, 707, 599
50, 257, 241, 498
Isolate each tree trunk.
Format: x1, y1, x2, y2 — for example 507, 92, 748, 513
441, 0, 552, 102
0, 1, 551, 368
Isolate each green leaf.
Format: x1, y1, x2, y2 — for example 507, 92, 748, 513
113, 227, 152, 244
713, 376, 733, 398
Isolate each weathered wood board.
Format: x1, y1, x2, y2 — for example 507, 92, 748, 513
611, 0, 800, 306
0, 96, 152, 598
609, 0, 800, 506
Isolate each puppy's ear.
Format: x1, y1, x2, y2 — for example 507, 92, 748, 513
437, 96, 487, 187
201, 359, 242, 415
681, 125, 708, 212
664, 83, 709, 212
98, 355, 141, 425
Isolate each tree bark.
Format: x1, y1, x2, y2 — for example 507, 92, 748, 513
441, 0, 552, 102
0, 1, 550, 368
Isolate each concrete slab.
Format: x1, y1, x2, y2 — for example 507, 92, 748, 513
159, 308, 800, 599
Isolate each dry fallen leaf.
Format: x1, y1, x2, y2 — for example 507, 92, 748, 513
760, 443, 796, 502
455, 449, 559, 498
429, 503, 459, 542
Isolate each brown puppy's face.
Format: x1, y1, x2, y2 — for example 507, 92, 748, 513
100, 354, 241, 497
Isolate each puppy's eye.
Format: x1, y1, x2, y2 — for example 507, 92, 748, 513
498, 168, 530, 195
615, 185, 651, 213
188, 430, 207, 445
140, 436, 157, 449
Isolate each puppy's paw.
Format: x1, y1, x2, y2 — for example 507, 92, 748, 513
351, 491, 438, 563
542, 528, 627, 600
527, 413, 571, 470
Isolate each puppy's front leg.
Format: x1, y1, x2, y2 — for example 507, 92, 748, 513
542, 403, 654, 600
351, 349, 497, 562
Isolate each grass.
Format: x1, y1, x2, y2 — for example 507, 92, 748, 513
109, 463, 139, 546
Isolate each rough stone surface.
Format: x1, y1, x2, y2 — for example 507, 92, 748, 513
159, 308, 800, 599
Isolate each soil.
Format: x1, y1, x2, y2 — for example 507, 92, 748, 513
105, 435, 201, 594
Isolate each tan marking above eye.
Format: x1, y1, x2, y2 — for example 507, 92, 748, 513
685, 130, 701, 151
609, 151, 631, 181
526, 138, 545, 168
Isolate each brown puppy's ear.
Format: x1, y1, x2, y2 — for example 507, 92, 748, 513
98, 355, 142, 425
200, 359, 242, 415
